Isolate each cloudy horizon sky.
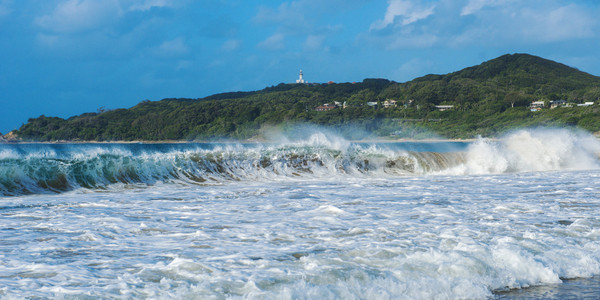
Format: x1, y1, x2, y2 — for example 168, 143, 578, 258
1, 0, 600, 133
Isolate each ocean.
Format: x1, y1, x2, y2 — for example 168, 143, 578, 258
1, 128, 599, 299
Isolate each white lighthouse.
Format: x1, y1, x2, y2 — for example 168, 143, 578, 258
296, 69, 305, 84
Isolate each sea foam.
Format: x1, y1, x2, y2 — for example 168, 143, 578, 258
1, 128, 599, 197
446, 128, 600, 175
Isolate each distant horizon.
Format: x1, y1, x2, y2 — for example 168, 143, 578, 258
2, 1, 600, 134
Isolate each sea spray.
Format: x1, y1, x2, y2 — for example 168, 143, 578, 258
503, 129, 600, 171
1, 129, 599, 196
446, 128, 600, 175
3, 167, 600, 298
2, 129, 600, 299
0, 137, 456, 196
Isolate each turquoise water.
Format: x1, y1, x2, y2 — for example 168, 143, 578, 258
0, 140, 469, 196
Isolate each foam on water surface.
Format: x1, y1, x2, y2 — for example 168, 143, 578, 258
1, 128, 600, 298
1, 169, 599, 298
3, 128, 600, 197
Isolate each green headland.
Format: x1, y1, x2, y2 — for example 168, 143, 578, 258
7, 53, 600, 142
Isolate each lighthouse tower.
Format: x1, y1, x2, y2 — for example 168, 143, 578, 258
296, 70, 305, 84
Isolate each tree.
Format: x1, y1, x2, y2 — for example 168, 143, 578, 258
503, 91, 531, 108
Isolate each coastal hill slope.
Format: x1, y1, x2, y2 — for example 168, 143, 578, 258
10, 53, 600, 141
424, 53, 594, 85
404, 53, 599, 105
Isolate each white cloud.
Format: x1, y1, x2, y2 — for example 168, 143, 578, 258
258, 33, 285, 51
0, 0, 12, 18
454, 2, 597, 45
254, 2, 311, 35
251, 0, 354, 58
155, 37, 189, 57
35, 0, 181, 33
393, 58, 434, 81
253, 0, 351, 36
128, 0, 175, 11
36, 33, 60, 47
221, 39, 241, 52
253, 0, 352, 26
303, 35, 325, 51
36, 0, 122, 33
521, 4, 595, 42
370, 0, 436, 30
367, 0, 599, 50
448, 27, 487, 47
460, 0, 485, 16
33, 0, 187, 57
175, 60, 193, 71
460, 0, 514, 16
386, 33, 439, 49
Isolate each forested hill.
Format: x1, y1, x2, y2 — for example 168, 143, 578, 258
10, 53, 600, 141
420, 53, 594, 85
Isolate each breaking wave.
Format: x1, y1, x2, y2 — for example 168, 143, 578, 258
1, 128, 598, 196
449, 128, 600, 175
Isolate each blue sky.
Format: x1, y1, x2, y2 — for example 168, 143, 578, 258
1, 0, 600, 134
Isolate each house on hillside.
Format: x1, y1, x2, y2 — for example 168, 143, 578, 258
529, 101, 545, 111
383, 99, 397, 108
315, 103, 336, 111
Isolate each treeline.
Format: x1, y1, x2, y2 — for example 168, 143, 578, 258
14, 53, 600, 141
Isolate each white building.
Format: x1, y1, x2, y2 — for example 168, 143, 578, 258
384, 99, 397, 108
577, 102, 595, 107
434, 105, 454, 111
296, 70, 305, 84
529, 101, 545, 111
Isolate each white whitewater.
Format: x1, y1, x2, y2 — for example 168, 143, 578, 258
451, 129, 600, 174
0, 128, 599, 299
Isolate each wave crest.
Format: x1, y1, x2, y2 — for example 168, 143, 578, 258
444, 129, 600, 175
1, 129, 598, 196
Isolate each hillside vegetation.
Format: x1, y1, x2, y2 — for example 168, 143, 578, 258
12, 53, 600, 141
